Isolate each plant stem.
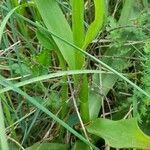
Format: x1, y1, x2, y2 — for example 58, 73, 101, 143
72, 0, 90, 122
56, 50, 68, 119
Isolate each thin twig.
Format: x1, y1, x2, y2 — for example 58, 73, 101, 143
68, 77, 93, 150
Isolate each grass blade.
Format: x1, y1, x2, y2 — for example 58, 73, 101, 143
0, 70, 107, 94
0, 101, 9, 150
2, 7, 149, 104
0, 6, 19, 44
0, 75, 99, 150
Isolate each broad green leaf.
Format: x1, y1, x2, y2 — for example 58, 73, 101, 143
26, 142, 69, 150
66, 113, 79, 127
72, 141, 90, 150
35, 0, 76, 69
83, 0, 106, 49
86, 118, 150, 149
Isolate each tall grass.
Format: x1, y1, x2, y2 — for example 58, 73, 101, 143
1, 0, 150, 149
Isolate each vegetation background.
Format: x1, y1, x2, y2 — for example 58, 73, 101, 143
1, 0, 150, 149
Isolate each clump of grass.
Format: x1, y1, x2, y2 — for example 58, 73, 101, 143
1, 0, 150, 149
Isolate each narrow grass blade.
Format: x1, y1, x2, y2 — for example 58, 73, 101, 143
0, 2, 34, 44
0, 101, 9, 150
0, 75, 99, 150
0, 6, 19, 44
0, 70, 108, 94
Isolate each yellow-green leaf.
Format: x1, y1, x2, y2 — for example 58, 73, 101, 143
83, 0, 106, 49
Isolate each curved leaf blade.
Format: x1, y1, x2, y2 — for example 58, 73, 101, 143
83, 0, 106, 49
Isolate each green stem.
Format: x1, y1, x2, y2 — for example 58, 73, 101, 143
72, 0, 85, 68
72, 0, 90, 122
79, 75, 89, 122
61, 75, 68, 118
56, 50, 68, 119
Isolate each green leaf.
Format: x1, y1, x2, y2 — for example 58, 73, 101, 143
72, 141, 90, 150
35, 0, 75, 69
26, 142, 69, 150
86, 118, 150, 149
83, 0, 106, 49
